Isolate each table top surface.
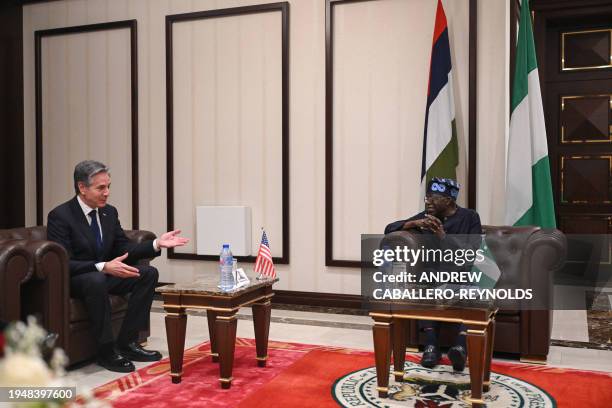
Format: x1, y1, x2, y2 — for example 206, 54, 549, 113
156, 270, 278, 297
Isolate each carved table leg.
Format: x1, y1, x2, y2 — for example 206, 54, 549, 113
406, 319, 420, 352
206, 310, 219, 362
392, 318, 406, 382
466, 325, 487, 407
483, 319, 496, 392
215, 312, 238, 389
165, 308, 187, 384
371, 313, 393, 398
252, 299, 272, 367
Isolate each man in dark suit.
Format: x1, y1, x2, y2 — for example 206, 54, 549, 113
385, 177, 482, 372
47, 160, 189, 373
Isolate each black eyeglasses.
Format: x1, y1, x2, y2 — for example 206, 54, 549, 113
424, 195, 448, 203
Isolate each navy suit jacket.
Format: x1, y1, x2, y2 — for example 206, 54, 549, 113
47, 197, 160, 277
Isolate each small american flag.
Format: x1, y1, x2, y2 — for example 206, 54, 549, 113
254, 230, 276, 278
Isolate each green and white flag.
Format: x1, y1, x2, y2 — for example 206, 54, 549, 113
471, 236, 501, 289
505, 0, 556, 228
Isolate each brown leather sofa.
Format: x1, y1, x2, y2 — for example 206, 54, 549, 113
0, 226, 155, 366
0, 240, 33, 323
385, 225, 566, 363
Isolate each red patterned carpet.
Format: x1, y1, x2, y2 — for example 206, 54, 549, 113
91, 338, 612, 407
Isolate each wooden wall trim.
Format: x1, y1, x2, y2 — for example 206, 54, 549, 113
165, 3, 290, 264
20, 0, 63, 4
325, 0, 478, 267
530, 0, 612, 11
271, 290, 363, 310
468, 0, 477, 210
34, 20, 139, 228
0, 2, 25, 228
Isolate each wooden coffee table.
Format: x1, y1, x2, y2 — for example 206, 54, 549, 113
370, 305, 497, 408
156, 272, 278, 388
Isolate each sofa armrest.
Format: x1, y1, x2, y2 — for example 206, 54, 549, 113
124, 229, 157, 266
0, 240, 34, 322
16, 240, 70, 353
124, 229, 156, 244
521, 229, 567, 309
520, 229, 566, 358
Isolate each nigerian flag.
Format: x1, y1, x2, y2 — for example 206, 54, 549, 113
505, 0, 556, 228
421, 0, 459, 190
472, 236, 501, 289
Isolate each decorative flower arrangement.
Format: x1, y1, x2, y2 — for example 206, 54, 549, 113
0, 316, 109, 407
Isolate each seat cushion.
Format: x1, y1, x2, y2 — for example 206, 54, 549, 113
70, 295, 129, 322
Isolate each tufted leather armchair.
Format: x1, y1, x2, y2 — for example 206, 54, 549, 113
0, 226, 155, 366
385, 225, 567, 362
0, 240, 33, 323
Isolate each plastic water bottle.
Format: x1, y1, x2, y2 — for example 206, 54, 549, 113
219, 244, 234, 291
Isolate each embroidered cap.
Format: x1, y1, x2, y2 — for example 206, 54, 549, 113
426, 177, 460, 200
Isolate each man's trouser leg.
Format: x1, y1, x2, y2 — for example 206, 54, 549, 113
420, 320, 440, 346
70, 272, 114, 351
106, 265, 159, 346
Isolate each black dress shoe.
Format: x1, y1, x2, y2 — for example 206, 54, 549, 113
420, 345, 441, 368
97, 351, 135, 373
117, 342, 162, 362
448, 345, 467, 371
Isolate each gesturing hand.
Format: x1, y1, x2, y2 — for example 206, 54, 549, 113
158, 229, 190, 249
103, 253, 140, 278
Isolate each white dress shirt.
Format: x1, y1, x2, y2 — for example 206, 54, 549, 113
76, 195, 160, 272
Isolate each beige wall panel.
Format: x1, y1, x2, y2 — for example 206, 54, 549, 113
23, 3, 49, 228
41, 34, 69, 210
87, 34, 109, 154
171, 12, 283, 257
66, 1, 88, 24
477, 0, 509, 225
39, 28, 132, 225
24, 0, 509, 293
129, 0, 153, 231
66, 34, 88, 167
85, 0, 107, 22
171, 21, 195, 253
331, 0, 469, 261
283, 0, 325, 291
106, 29, 132, 221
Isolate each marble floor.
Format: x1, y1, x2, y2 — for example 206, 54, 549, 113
551, 286, 612, 348
60, 301, 612, 398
